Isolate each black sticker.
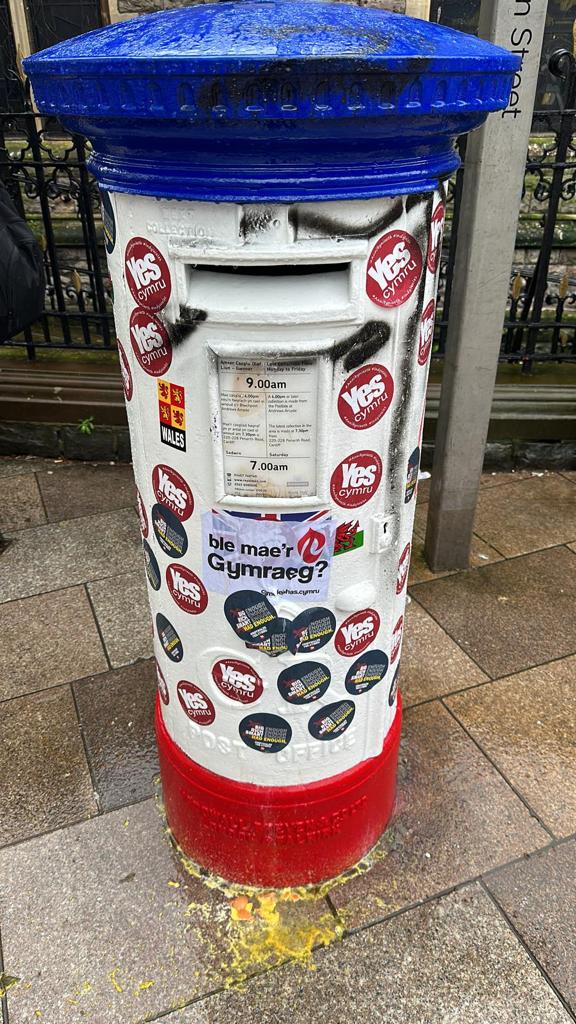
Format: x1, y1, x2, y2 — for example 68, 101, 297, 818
100, 189, 116, 254
245, 617, 291, 658
239, 713, 292, 753
224, 590, 277, 645
405, 447, 420, 504
152, 502, 188, 559
345, 650, 389, 696
388, 666, 400, 707
308, 700, 356, 741
143, 539, 161, 591
156, 612, 184, 662
277, 662, 331, 705
289, 607, 336, 655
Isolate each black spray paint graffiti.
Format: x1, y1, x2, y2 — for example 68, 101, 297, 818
405, 192, 431, 214
331, 320, 391, 372
328, 193, 435, 375
288, 198, 405, 241
161, 305, 208, 348
240, 207, 277, 239
386, 192, 434, 492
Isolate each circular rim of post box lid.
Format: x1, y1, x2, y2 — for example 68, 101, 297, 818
156, 691, 403, 887
23, 1, 520, 202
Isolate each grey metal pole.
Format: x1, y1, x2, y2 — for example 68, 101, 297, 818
424, 0, 548, 571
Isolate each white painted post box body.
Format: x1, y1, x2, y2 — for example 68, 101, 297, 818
105, 190, 443, 789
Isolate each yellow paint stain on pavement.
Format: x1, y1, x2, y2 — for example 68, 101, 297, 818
159, 805, 396, 991
87, 795, 395, 1011
66, 983, 93, 1009
172, 837, 395, 988
0, 973, 20, 998
109, 967, 124, 993
222, 894, 344, 989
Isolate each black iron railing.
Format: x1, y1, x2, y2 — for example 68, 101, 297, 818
0, 87, 113, 359
514, 49, 576, 372
434, 49, 576, 369
0, 51, 575, 366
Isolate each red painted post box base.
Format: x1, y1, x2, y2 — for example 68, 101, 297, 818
156, 695, 402, 888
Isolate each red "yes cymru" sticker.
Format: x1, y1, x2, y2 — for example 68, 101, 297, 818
366, 230, 422, 309
129, 309, 172, 377
427, 202, 445, 275
125, 237, 171, 311
177, 681, 215, 726
337, 364, 394, 430
117, 339, 133, 401
212, 659, 263, 705
418, 299, 435, 366
156, 660, 170, 706
335, 608, 380, 657
396, 543, 411, 594
166, 564, 208, 615
391, 616, 404, 663
152, 464, 194, 522
330, 451, 382, 509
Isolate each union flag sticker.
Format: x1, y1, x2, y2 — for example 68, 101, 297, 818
158, 380, 186, 452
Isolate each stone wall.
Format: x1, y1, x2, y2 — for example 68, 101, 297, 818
1, 420, 574, 469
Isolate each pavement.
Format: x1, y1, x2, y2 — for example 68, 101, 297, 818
0, 455, 575, 1024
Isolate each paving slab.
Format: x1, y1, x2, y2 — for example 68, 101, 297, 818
408, 537, 454, 584
0, 800, 334, 1024
472, 475, 576, 557
447, 656, 576, 837
0, 473, 46, 532
0, 456, 73, 478
74, 660, 159, 812
416, 472, 537, 507
0, 686, 97, 847
412, 500, 430, 541
400, 598, 488, 706
88, 570, 153, 667
411, 547, 576, 678
161, 886, 572, 1024
0, 586, 107, 702
486, 839, 576, 1013
412, 504, 504, 568
0, 507, 142, 603
329, 702, 547, 928
480, 470, 539, 488
408, 535, 504, 585
37, 463, 136, 522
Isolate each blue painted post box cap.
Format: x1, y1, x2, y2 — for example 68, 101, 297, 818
23, 1, 520, 202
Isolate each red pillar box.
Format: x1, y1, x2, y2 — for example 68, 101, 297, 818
25, 2, 518, 887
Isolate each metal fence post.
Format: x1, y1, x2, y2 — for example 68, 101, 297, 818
424, 0, 549, 571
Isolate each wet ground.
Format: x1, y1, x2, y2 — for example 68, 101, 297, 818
0, 456, 575, 1023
